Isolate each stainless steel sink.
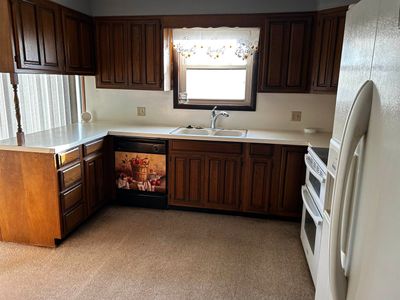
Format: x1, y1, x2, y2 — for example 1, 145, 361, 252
171, 128, 247, 138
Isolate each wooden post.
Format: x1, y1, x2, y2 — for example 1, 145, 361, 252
9, 73, 25, 146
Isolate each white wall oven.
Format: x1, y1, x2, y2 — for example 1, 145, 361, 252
300, 147, 328, 285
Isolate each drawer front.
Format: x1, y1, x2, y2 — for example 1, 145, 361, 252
58, 147, 81, 168
61, 184, 82, 212
84, 139, 104, 156
63, 203, 84, 235
250, 144, 275, 156
59, 163, 82, 190
170, 140, 242, 154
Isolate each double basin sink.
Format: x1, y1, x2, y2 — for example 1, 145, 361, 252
170, 127, 247, 138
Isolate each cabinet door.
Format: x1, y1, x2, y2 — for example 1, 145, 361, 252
96, 21, 129, 87
11, 0, 64, 72
62, 8, 95, 74
84, 152, 105, 216
259, 15, 313, 92
128, 20, 162, 90
169, 154, 204, 207
204, 155, 242, 211
243, 157, 274, 213
129, 23, 143, 86
273, 146, 307, 218
312, 8, 346, 93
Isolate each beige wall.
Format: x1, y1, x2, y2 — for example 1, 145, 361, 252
53, 0, 358, 16
88, 0, 357, 16
85, 77, 336, 132
52, 0, 92, 15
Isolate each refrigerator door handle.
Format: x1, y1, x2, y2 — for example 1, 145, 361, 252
329, 81, 373, 300
340, 153, 359, 276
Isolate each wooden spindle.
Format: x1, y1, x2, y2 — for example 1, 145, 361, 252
9, 73, 25, 146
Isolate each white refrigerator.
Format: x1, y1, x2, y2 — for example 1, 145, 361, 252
315, 0, 400, 299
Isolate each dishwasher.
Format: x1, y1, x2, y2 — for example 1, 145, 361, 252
114, 137, 168, 209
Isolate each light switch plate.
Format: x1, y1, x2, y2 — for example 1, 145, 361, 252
137, 107, 146, 116
291, 111, 302, 122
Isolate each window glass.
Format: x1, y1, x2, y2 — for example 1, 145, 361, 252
0, 73, 81, 140
172, 27, 260, 110
186, 69, 246, 100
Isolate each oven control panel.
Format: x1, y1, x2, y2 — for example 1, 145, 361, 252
305, 154, 326, 178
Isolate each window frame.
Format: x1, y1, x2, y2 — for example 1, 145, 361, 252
172, 44, 259, 111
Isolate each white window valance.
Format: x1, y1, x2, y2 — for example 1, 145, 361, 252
172, 27, 260, 60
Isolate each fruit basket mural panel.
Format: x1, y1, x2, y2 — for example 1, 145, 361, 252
115, 152, 166, 193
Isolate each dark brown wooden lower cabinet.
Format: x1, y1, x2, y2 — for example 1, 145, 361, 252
204, 155, 242, 211
168, 140, 306, 219
84, 152, 105, 216
272, 146, 307, 218
63, 203, 85, 235
243, 157, 274, 213
169, 153, 205, 207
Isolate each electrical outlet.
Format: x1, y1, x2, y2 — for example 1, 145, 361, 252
291, 111, 302, 122
137, 107, 146, 116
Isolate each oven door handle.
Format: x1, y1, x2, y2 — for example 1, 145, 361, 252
301, 185, 322, 225
304, 154, 326, 183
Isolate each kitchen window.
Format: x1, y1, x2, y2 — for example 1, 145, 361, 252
0, 73, 81, 140
172, 27, 260, 111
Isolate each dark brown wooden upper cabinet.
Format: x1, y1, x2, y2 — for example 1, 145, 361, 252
128, 20, 162, 89
95, 17, 162, 90
311, 7, 347, 93
62, 7, 95, 75
10, 0, 65, 73
259, 14, 314, 93
95, 20, 129, 88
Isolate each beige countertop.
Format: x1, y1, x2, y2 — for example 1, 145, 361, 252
0, 122, 332, 154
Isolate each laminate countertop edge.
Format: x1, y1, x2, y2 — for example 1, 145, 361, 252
0, 122, 332, 154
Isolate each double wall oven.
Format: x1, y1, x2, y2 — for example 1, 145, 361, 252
300, 146, 329, 285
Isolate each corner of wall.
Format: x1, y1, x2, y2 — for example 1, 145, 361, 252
318, 0, 359, 10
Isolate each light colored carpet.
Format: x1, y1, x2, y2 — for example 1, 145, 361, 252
0, 207, 314, 300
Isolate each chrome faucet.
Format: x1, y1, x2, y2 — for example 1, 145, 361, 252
210, 106, 230, 129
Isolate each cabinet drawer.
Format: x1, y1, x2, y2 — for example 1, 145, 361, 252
59, 163, 82, 190
63, 203, 84, 235
84, 139, 104, 156
250, 144, 275, 156
60, 184, 82, 212
58, 147, 81, 167
170, 140, 242, 154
